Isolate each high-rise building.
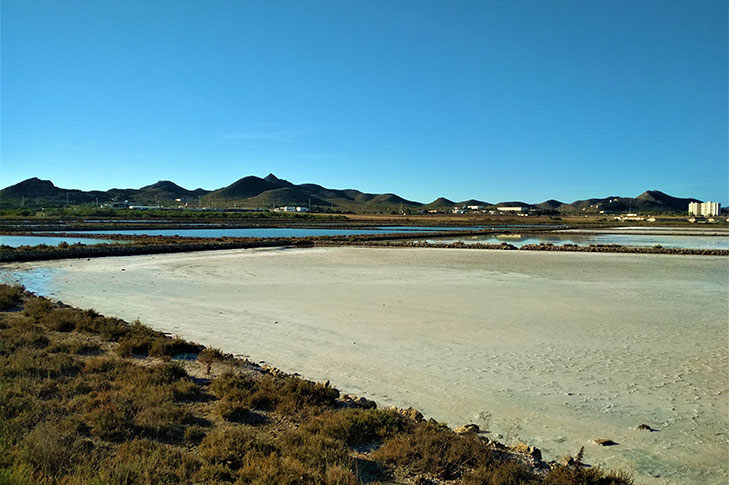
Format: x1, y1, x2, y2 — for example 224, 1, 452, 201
688, 201, 721, 217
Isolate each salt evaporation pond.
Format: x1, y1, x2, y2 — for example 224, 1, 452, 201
418, 233, 729, 250
0, 235, 123, 248
53, 226, 483, 238
5, 247, 727, 484
52, 224, 562, 238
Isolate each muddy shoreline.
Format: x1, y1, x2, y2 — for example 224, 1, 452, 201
2, 232, 727, 262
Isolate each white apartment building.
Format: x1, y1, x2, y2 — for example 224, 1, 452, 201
688, 201, 721, 217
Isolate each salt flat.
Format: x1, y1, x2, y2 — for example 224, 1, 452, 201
6, 247, 728, 484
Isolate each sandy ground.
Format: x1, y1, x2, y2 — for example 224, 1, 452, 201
4, 247, 728, 484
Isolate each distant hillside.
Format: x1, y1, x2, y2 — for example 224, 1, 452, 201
0, 176, 708, 214
425, 197, 456, 208
556, 190, 701, 214
536, 199, 564, 211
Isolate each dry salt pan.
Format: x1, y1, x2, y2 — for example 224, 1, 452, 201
7, 247, 728, 485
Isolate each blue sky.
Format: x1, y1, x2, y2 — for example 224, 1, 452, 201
2, 0, 727, 204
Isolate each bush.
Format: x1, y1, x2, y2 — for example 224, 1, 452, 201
117, 335, 155, 357
374, 421, 495, 479
149, 337, 204, 358
0, 327, 49, 355
242, 375, 340, 413
104, 439, 201, 484
277, 430, 351, 473
15, 418, 94, 477
171, 379, 201, 401
0, 284, 23, 311
21, 298, 53, 321
3, 348, 80, 379
463, 461, 537, 485
237, 453, 320, 485
83, 391, 137, 441
216, 400, 260, 423
184, 425, 207, 444
305, 408, 411, 447
543, 465, 634, 485
198, 347, 226, 363
210, 372, 256, 399
198, 427, 275, 470
145, 362, 188, 385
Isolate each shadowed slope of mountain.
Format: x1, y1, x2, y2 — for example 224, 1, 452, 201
460, 199, 490, 207
557, 191, 701, 214
496, 201, 531, 207
0, 175, 710, 214
135, 181, 210, 203
244, 187, 329, 208
0, 178, 60, 198
425, 197, 456, 208
206, 175, 289, 200
634, 190, 701, 212
0, 178, 99, 205
536, 199, 564, 211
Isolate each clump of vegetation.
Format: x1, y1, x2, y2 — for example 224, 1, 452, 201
0, 284, 23, 311
0, 284, 635, 484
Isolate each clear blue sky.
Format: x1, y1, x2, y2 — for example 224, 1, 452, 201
2, 0, 727, 204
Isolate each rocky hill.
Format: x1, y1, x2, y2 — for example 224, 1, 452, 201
0, 176, 707, 214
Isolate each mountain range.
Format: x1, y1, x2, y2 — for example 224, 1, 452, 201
0, 174, 703, 214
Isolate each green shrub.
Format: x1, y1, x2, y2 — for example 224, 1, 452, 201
463, 461, 537, 485
198, 347, 226, 363
306, 408, 411, 447
543, 465, 634, 485
374, 421, 495, 479
171, 379, 201, 401
116, 335, 155, 357
0, 327, 49, 355
216, 400, 258, 423
0, 463, 35, 485
14, 418, 94, 478
3, 348, 80, 379
184, 425, 207, 444
324, 464, 358, 485
103, 439, 200, 484
133, 400, 192, 440
198, 427, 275, 470
0, 284, 23, 311
149, 337, 203, 358
277, 430, 351, 473
146, 362, 188, 385
237, 453, 320, 485
210, 372, 256, 399
242, 375, 340, 413
192, 464, 235, 483
21, 298, 53, 321
83, 391, 137, 441
82, 356, 129, 374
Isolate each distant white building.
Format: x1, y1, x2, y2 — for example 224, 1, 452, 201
497, 206, 527, 213
274, 206, 310, 213
688, 201, 720, 217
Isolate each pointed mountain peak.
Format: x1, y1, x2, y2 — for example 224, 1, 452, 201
263, 173, 280, 182
146, 180, 183, 190
636, 190, 667, 200
16, 177, 56, 189
428, 197, 455, 206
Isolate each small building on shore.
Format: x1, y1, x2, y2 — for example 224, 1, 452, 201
274, 206, 310, 213
497, 206, 527, 213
